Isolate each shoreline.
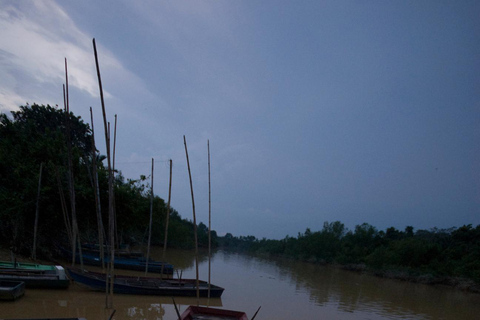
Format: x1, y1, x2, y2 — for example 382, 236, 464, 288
3, 246, 479, 294
340, 263, 480, 294
243, 249, 480, 295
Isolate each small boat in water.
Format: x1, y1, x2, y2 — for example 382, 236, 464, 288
0, 260, 61, 272
0, 261, 69, 289
0, 280, 25, 301
82, 243, 143, 258
58, 247, 174, 275
67, 268, 224, 297
179, 306, 249, 320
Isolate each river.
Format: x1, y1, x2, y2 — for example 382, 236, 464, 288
1, 247, 479, 319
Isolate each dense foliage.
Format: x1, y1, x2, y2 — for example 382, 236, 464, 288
0, 104, 216, 258
219, 222, 480, 284
1, 104, 476, 287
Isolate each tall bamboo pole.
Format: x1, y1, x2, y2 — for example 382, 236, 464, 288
145, 158, 154, 275
32, 162, 43, 261
64, 58, 83, 270
113, 115, 119, 250
161, 159, 173, 278
207, 140, 212, 299
93, 38, 115, 308
184, 136, 200, 300
90, 107, 105, 270
113, 115, 117, 172
64, 63, 76, 266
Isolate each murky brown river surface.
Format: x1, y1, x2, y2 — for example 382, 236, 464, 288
1, 247, 479, 319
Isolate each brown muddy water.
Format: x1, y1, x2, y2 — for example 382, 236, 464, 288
1, 247, 479, 320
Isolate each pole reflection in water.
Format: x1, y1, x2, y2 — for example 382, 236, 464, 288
3, 247, 480, 320
0, 284, 221, 320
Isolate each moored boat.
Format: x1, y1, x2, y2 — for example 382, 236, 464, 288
57, 247, 174, 275
179, 306, 249, 320
0, 260, 62, 273
66, 268, 224, 297
0, 261, 70, 289
81, 243, 143, 258
0, 280, 25, 301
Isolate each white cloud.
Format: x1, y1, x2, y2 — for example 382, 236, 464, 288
0, 0, 126, 111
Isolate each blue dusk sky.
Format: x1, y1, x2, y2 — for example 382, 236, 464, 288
0, 0, 479, 239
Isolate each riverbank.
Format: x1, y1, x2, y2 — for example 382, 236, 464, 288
341, 263, 480, 294
246, 249, 480, 294
3, 244, 479, 295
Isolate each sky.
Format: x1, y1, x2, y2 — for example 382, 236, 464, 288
0, 0, 479, 239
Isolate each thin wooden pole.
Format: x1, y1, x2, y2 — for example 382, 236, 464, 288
93, 38, 115, 309
90, 107, 105, 271
145, 158, 154, 275
113, 115, 119, 250
32, 162, 43, 261
172, 298, 181, 320
161, 159, 173, 278
184, 136, 200, 301
64, 61, 76, 266
207, 140, 212, 299
64, 58, 83, 270
251, 306, 262, 320
113, 115, 117, 173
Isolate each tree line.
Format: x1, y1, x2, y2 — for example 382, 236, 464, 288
2, 104, 478, 288
0, 104, 217, 258
218, 221, 480, 286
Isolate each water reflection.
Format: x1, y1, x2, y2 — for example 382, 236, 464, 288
213, 251, 480, 320
0, 283, 222, 320
3, 248, 480, 320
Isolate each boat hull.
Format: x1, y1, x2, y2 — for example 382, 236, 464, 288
0, 264, 70, 289
67, 268, 224, 297
58, 247, 174, 275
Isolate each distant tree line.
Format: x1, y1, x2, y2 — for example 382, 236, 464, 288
218, 221, 480, 285
2, 104, 478, 289
0, 104, 217, 258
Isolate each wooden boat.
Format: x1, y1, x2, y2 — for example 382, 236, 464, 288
58, 247, 174, 275
180, 306, 248, 320
0, 261, 70, 289
67, 268, 224, 297
81, 243, 143, 258
0, 280, 25, 301
1, 260, 62, 273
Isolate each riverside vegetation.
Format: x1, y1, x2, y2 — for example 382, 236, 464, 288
1, 104, 478, 292
219, 222, 480, 292
0, 104, 218, 256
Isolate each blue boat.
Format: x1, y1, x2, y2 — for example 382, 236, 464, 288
67, 268, 224, 297
58, 247, 174, 275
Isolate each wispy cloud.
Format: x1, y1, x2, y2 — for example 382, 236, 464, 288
0, 0, 128, 111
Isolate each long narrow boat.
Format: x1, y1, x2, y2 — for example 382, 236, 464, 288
1, 260, 61, 273
180, 306, 248, 320
0, 261, 70, 289
0, 280, 25, 301
82, 243, 143, 258
67, 268, 224, 297
58, 247, 174, 275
